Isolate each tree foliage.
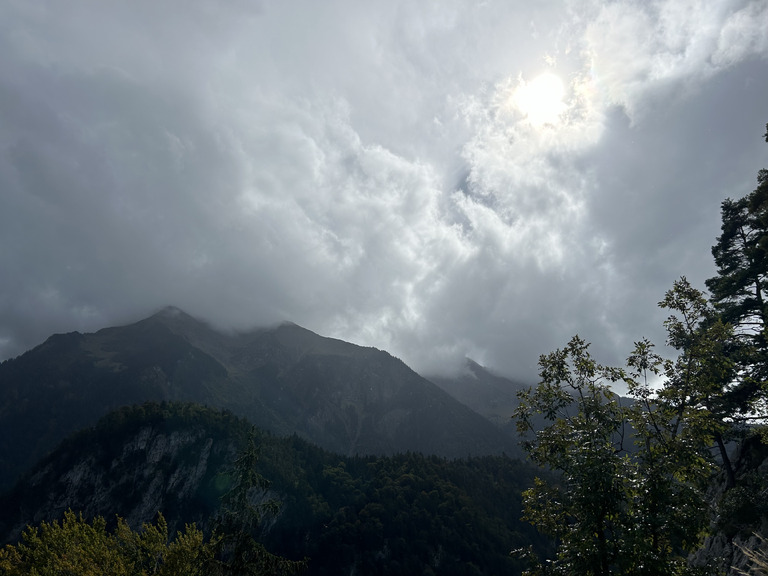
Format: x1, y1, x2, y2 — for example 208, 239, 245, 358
515, 330, 713, 576
208, 428, 307, 576
515, 336, 630, 576
514, 278, 740, 576
515, 122, 768, 575
706, 134, 768, 419
0, 510, 211, 576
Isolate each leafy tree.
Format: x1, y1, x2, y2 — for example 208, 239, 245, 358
515, 336, 633, 576
0, 511, 130, 576
0, 510, 212, 576
114, 513, 214, 576
515, 328, 715, 575
656, 278, 740, 488
624, 334, 714, 572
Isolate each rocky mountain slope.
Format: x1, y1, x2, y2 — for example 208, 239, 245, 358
0, 307, 516, 490
690, 434, 768, 574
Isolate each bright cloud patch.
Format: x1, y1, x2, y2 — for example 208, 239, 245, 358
513, 73, 566, 126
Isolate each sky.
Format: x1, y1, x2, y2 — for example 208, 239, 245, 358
1, 0, 767, 384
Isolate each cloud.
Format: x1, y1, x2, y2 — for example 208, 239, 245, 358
580, 0, 768, 119
1, 0, 767, 385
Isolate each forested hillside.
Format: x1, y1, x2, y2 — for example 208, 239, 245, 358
0, 402, 548, 576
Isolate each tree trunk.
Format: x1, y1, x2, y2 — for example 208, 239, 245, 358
715, 432, 736, 490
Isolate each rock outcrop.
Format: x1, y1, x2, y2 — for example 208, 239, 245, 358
690, 434, 768, 574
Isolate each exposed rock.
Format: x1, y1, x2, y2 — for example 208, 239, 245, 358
0, 421, 239, 542
690, 435, 768, 574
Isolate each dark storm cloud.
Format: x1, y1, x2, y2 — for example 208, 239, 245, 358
1, 0, 767, 384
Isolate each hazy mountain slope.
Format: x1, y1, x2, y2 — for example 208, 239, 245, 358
215, 322, 518, 458
136, 308, 519, 458
0, 307, 516, 490
0, 402, 549, 576
428, 359, 530, 437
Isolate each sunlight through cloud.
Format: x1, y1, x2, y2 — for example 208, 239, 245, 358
513, 73, 566, 126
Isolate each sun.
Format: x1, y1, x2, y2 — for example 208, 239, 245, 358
513, 73, 566, 126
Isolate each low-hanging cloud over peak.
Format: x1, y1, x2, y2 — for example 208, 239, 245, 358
1, 0, 767, 382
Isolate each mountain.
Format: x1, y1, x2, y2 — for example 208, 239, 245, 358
0, 307, 516, 490
427, 358, 530, 437
0, 402, 549, 576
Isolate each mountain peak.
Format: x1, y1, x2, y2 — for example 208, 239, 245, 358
151, 305, 194, 320
144, 306, 211, 332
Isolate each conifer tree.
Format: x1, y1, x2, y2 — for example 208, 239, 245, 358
705, 130, 768, 420
209, 428, 307, 576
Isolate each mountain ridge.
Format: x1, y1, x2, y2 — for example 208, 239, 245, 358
0, 307, 517, 490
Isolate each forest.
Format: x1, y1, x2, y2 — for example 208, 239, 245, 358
0, 402, 549, 575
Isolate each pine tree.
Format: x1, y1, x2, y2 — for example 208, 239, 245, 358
705, 130, 768, 419
208, 428, 307, 576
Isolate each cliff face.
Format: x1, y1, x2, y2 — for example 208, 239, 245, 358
0, 407, 247, 542
691, 435, 768, 574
